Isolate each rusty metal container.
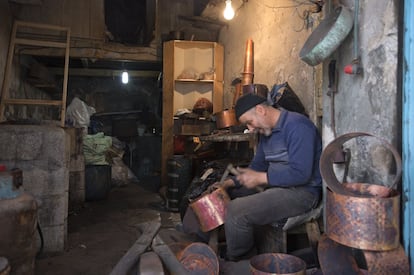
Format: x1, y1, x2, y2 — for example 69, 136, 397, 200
176, 242, 219, 275
189, 187, 230, 232
250, 253, 306, 275
0, 169, 38, 275
326, 183, 400, 251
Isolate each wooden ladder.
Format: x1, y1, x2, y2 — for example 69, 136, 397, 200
0, 20, 71, 127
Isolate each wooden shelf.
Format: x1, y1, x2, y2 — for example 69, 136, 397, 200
161, 40, 223, 186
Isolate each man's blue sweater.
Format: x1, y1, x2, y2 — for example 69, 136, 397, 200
236, 108, 322, 196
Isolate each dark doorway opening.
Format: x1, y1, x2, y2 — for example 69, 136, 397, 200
104, 0, 156, 46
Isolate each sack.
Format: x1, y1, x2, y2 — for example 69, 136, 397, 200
269, 82, 308, 117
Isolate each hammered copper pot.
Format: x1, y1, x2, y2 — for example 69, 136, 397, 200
189, 187, 230, 232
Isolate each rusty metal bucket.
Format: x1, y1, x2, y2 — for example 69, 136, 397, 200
189, 187, 230, 232
176, 242, 219, 275
250, 253, 307, 275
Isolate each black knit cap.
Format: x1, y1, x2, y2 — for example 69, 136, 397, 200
235, 93, 267, 120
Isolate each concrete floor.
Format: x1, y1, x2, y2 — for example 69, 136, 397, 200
34, 181, 319, 275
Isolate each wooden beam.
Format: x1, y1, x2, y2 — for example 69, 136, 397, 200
17, 39, 160, 62
50, 68, 160, 78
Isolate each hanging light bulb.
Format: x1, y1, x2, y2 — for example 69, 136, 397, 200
121, 70, 129, 84
223, 0, 235, 20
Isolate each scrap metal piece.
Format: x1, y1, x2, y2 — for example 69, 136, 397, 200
318, 234, 409, 274
318, 234, 361, 275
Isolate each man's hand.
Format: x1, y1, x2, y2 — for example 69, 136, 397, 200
236, 167, 267, 189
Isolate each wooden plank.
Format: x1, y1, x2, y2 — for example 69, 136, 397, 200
60, 28, 70, 126
0, 21, 18, 122
4, 99, 63, 106
51, 68, 160, 78
18, 43, 159, 61
110, 221, 161, 275
14, 38, 67, 48
161, 41, 175, 186
16, 20, 69, 31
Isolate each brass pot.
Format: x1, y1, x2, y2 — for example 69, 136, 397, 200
189, 187, 230, 232
214, 109, 238, 129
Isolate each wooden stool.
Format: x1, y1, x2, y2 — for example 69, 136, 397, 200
256, 203, 323, 260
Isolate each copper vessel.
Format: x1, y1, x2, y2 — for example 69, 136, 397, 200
176, 242, 219, 275
214, 109, 238, 129
189, 187, 230, 232
326, 183, 400, 251
320, 132, 402, 197
241, 39, 254, 86
250, 253, 306, 275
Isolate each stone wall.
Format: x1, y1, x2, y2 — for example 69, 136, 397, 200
217, 0, 400, 187
0, 125, 70, 252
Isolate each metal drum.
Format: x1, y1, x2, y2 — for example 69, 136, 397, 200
167, 155, 191, 212
250, 253, 306, 275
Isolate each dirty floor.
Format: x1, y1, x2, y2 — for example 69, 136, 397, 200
35, 182, 175, 275
34, 182, 318, 275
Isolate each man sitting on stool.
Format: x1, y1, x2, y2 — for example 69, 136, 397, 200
216, 93, 322, 261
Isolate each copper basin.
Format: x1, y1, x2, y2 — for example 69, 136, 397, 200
250, 253, 306, 275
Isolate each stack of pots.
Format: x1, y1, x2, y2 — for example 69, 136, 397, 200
318, 132, 410, 274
